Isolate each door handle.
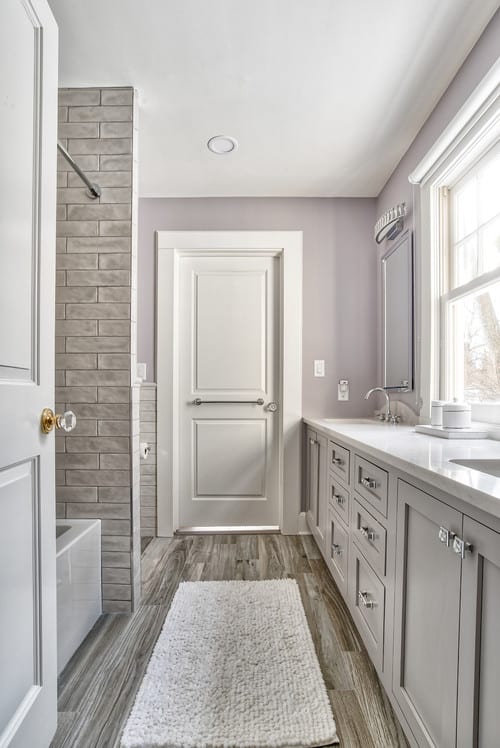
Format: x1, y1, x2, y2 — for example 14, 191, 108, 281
40, 408, 76, 434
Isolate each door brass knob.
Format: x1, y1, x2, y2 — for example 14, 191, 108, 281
40, 408, 76, 434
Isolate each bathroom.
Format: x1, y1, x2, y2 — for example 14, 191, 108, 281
1, 1, 500, 747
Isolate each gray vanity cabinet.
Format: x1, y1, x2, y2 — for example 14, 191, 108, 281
393, 480, 463, 748
303, 419, 500, 748
305, 427, 327, 552
457, 517, 500, 748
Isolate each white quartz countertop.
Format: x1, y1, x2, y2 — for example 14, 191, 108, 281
304, 417, 500, 521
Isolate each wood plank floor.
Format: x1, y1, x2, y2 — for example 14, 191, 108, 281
51, 534, 409, 748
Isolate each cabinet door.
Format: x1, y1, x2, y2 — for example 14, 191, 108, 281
305, 428, 318, 533
314, 432, 327, 550
457, 517, 500, 748
305, 428, 327, 552
349, 541, 385, 672
393, 480, 462, 748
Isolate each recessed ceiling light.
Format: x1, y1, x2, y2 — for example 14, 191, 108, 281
207, 135, 238, 155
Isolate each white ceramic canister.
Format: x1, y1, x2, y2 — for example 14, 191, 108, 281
430, 400, 446, 426
442, 400, 471, 429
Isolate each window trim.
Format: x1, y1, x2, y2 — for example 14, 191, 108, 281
409, 58, 500, 422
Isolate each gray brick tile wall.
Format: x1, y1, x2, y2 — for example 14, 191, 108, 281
56, 87, 140, 614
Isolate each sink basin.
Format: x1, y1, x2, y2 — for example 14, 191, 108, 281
449, 459, 500, 478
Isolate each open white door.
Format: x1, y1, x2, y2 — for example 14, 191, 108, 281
0, 1, 58, 746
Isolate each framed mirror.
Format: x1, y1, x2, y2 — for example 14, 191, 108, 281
382, 230, 414, 390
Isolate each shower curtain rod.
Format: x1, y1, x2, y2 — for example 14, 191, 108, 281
57, 141, 101, 199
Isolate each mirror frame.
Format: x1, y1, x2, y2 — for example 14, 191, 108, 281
381, 229, 414, 391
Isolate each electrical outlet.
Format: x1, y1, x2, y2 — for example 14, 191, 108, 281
314, 360, 325, 377
338, 379, 349, 401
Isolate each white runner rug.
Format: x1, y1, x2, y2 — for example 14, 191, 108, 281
121, 579, 338, 748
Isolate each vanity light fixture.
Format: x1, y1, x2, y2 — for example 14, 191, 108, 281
207, 135, 239, 154
374, 202, 407, 244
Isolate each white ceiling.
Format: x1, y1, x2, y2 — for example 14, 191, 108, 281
48, 0, 498, 198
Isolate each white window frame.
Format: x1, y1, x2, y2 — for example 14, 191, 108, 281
409, 58, 500, 423
442, 146, 500, 406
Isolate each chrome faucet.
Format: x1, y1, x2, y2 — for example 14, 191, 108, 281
364, 387, 400, 423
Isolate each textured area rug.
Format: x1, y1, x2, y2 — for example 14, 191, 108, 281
121, 579, 338, 748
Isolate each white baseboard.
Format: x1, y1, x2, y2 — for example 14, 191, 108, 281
297, 512, 310, 535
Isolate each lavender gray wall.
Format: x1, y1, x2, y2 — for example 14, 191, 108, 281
376, 9, 500, 411
138, 197, 377, 418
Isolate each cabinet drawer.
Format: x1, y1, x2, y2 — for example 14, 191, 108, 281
352, 499, 386, 577
326, 506, 348, 595
354, 454, 388, 517
328, 475, 350, 525
328, 440, 350, 484
350, 542, 385, 672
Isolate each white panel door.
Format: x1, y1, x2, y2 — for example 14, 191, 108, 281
0, 1, 58, 746
178, 254, 280, 529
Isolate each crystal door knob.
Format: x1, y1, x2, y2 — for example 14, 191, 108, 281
40, 408, 76, 434
266, 401, 278, 412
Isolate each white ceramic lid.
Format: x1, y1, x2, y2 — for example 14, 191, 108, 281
443, 400, 471, 411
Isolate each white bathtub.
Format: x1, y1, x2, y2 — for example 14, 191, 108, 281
56, 519, 102, 674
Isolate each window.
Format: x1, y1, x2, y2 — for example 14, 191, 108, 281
443, 145, 500, 404
409, 60, 500, 423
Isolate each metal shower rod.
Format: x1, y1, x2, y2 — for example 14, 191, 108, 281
57, 141, 101, 199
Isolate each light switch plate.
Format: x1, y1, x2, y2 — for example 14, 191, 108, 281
314, 360, 325, 377
338, 379, 349, 400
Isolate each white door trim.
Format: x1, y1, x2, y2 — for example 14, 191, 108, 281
156, 230, 303, 536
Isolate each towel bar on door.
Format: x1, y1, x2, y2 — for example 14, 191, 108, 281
192, 398, 265, 406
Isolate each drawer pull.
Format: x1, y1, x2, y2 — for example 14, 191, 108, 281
331, 543, 342, 556
333, 492, 345, 505
309, 438, 318, 446
360, 526, 375, 541
360, 476, 377, 490
452, 536, 473, 559
438, 526, 455, 547
332, 456, 344, 466
358, 590, 376, 609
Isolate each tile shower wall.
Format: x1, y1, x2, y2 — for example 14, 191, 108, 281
140, 384, 157, 536
55, 87, 140, 613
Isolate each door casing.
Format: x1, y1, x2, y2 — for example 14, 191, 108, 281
156, 231, 302, 536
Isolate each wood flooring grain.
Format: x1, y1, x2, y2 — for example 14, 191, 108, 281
50, 712, 78, 747
51, 533, 408, 748
300, 571, 354, 691
310, 558, 364, 653
141, 536, 192, 605
328, 691, 376, 748
342, 651, 409, 748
